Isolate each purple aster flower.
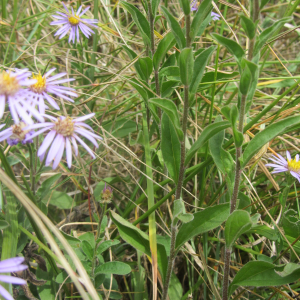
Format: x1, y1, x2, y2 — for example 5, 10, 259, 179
25, 113, 102, 169
266, 150, 300, 182
0, 69, 44, 124
191, 0, 220, 20
50, 3, 98, 43
0, 122, 34, 146
26, 69, 77, 113
0, 257, 28, 300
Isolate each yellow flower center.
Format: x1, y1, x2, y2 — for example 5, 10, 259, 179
288, 159, 300, 173
54, 117, 74, 137
0, 71, 20, 96
10, 122, 29, 141
68, 15, 80, 25
30, 72, 46, 94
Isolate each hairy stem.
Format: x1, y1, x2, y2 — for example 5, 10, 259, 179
162, 13, 192, 299
221, 248, 232, 300
161, 224, 177, 300
222, 1, 259, 298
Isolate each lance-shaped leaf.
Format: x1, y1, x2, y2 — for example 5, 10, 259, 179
179, 0, 190, 15
190, 0, 213, 41
189, 45, 215, 96
110, 211, 168, 281
224, 210, 253, 248
138, 57, 153, 82
179, 48, 194, 86
149, 98, 184, 140
153, 32, 176, 70
254, 17, 291, 56
211, 33, 244, 69
151, 0, 160, 17
121, 1, 151, 46
161, 6, 186, 49
228, 262, 300, 296
95, 262, 131, 275
241, 116, 300, 167
185, 121, 231, 165
161, 113, 181, 183
240, 15, 257, 40
175, 203, 230, 250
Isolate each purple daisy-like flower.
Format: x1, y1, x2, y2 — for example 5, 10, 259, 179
25, 113, 102, 169
0, 69, 44, 124
50, 3, 98, 43
0, 122, 34, 146
0, 257, 28, 300
191, 0, 220, 20
266, 150, 300, 182
26, 69, 77, 113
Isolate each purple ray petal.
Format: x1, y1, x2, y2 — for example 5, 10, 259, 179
46, 134, 64, 165
74, 113, 95, 122
73, 134, 95, 159
66, 138, 72, 168
52, 139, 65, 169
38, 130, 57, 156
79, 6, 90, 17
0, 285, 14, 300
71, 136, 78, 156
44, 68, 56, 78
0, 275, 27, 285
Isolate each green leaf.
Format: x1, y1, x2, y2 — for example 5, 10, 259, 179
240, 63, 252, 95
189, 46, 215, 96
185, 120, 231, 165
81, 240, 94, 261
120, 1, 151, 46
282, 209, 300, 239
122, 45, 144, 80
228, 262, 300, 296
209, 116, 235, 195
97, 240, 120, 255
254, 17, 291, 56
159, 66, 180, 78
260, 0, 270, 9
245, 225, 278, 241
44, 191, 73, 209
161, 80, 179, 98
168, 273, 183, 300
0, 220, 9, 230
240, 15, 257, 40
138, 57, 153, 82
161, 6, 186, 49
153, 32, 176, 70
190, 0, 213, 41
225, 210, 252, 248
179, 0, 190, 15
211, 33, 244, 69
37, 173, 62, 200
151, 0, 160, 17
242, 116, 300, 167
161, 113, 181, 183
179, 48, 194, 86
149, 98, 184, 140
95, 262, 131, 275
0, 147, 18, 184
175, 203, 230, 250
110, 211, 168, 281
177, 213, 194, 223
